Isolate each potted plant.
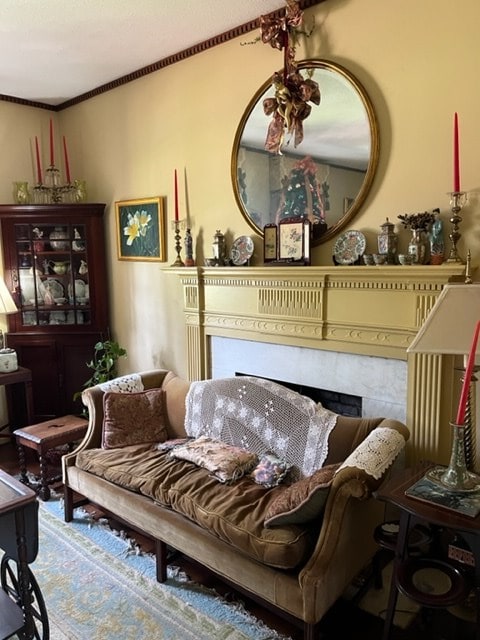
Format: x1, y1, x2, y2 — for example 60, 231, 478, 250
74, 338, 127, 409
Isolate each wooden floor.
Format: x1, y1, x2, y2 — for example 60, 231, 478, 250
0, 439, 476, 640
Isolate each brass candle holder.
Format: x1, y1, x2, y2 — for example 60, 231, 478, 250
446, 191, 467, 263
170, 219, 186, 267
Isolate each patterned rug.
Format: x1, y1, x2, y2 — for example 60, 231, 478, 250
26, 497, 291, 640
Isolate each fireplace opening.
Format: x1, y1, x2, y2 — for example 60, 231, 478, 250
235, 372, 362, 417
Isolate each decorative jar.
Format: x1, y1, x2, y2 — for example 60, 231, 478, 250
408, 229, 430, 264
377, 218, 398, 264
49, 226, 69, 251
13, 182, 30, 205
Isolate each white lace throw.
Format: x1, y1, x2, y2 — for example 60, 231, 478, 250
99, 373, 144, 394
337, 427, 406, 479
185, 377, 338, 480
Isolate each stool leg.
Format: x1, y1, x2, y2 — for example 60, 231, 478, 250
38, 453, 51, 501
17, 444, 28, 484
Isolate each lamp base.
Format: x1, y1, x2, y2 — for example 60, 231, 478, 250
425, 465, 480, 493
425, 422, 480, 493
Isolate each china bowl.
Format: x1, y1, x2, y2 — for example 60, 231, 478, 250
373, 253, 387, 265
398, 254, 412, 265
362, 253, 374, 265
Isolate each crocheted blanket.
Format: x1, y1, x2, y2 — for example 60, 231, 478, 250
185, 376, 338, 480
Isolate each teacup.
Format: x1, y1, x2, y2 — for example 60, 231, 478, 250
363, 253, 374, 265
373, 253, 387, 265
398, 254, 412, 265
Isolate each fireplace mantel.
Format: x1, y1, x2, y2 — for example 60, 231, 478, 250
172, 264, 467, 464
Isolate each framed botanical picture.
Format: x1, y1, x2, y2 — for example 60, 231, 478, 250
278, 218, 310, 264
115, 196, 165, 261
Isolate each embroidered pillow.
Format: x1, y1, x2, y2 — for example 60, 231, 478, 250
102, 389, 169, 449
170, 435, 258, 483
250, 453, 291, 488
264, 462, 341, 527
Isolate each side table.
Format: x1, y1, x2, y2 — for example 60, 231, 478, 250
14, 414, 88, 501
0, 367, 34, 432
374, 461, 480, 640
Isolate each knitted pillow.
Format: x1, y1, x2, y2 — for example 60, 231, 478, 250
102, 389, 169, 449
264, 462, 341, 527
170, 435, 258, 483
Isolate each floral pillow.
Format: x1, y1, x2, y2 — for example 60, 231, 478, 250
250, 453, 291, 488
102, 389, 169, 449
264, 462, 341, 527
170, 435, 258, 483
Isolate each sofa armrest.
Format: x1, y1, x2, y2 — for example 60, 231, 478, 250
299, 419, 409, 590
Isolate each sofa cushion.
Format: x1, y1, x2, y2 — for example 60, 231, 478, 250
102, 389, 169, 449
76, 445, 314, 569
169, 435, 258, 483
264, 463, 341, 527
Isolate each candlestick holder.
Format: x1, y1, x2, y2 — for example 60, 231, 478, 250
425, 422, 480, 493
31, 164, 77, 204
446, 191, 467, 263
170, 219, 186, 267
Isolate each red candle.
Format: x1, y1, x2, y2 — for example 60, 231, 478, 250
49, 118, 54, 166
63, 136, 71, 183
35, 136, 42, 184
456, 319, 480, 425
174, 169, 179, 221
453, 112, 460, 192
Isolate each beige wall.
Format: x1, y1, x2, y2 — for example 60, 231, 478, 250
0, 0, 479, 380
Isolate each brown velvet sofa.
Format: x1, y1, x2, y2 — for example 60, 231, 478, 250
62, 369, 409, 640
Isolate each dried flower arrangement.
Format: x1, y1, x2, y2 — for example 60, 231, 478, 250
260, 1, 319, 154
397, 211, 437, 231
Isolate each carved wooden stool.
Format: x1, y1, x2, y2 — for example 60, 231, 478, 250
14, 415, 88, 501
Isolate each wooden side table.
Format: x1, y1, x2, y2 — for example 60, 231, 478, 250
0, 366, 34, 432
14, 414, 88, 501
374, 462, 480, 640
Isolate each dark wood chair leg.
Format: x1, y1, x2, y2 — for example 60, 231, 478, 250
156, 539, 167, 583
304, 621, 319, 640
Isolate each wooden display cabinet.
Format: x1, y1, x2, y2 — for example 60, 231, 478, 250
0, 204, 109, 422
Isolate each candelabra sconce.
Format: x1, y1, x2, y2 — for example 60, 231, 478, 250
170, 219, 186, 267
446, 191, 467, 263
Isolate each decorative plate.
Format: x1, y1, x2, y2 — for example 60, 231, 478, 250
68, 279, 86, 299
230, 236, 254, 266
333, 230, 366, 265
39, 278, 64, 300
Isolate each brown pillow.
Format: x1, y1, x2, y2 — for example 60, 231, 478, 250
102, 389, 169, 449
264, 462, 341, 527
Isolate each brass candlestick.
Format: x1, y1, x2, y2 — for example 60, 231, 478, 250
170, 220, 186, 266
446, 191, 467, 263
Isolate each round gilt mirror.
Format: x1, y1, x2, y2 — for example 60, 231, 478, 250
231, 59, 379, 246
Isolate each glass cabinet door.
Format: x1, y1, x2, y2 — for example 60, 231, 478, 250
15, 223, 90, 327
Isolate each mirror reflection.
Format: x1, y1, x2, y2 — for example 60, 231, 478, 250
231, 60, 379, 246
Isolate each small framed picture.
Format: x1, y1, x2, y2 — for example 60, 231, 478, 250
279, 219, 309, 264
263, 224, 278, 262
115, 196, 165, 261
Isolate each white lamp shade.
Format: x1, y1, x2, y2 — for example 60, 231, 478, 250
0, 278, 18, 315
407, 284, 480, 355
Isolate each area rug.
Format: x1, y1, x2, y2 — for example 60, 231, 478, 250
26, 497, 291, 640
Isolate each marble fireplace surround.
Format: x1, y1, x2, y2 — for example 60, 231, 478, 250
172, 264, 466, 465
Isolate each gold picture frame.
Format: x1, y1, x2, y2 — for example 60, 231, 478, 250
115, 196, 165, 261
